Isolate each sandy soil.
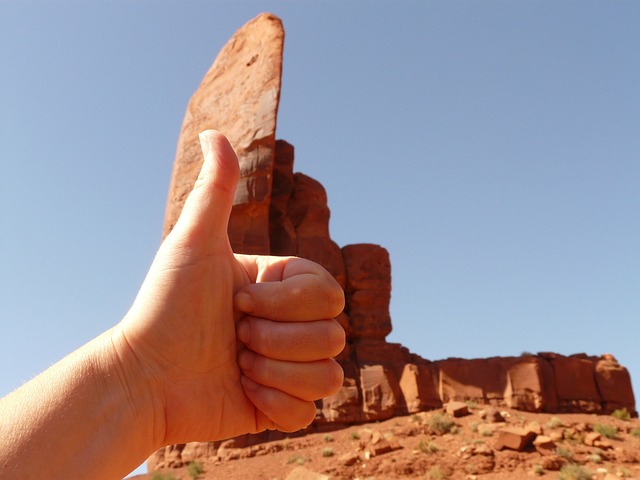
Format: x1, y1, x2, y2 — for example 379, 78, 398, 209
133, 406, 640, 480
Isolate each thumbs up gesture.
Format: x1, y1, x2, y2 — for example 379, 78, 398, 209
118, 130, 345, 446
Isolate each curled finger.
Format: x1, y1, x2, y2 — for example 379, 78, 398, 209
236, 317, 345, 362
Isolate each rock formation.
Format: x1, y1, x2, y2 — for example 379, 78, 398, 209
149, 12, 636, 471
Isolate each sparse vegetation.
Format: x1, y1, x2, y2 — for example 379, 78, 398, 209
587, 452, 602, 464
286, 453, 308, 465
465, 400, 477, 410
558, 464, 594, 480
350, 432, 360, 440
321, 447, 334, 457
533, 464, 545, 476
616, 466, 632, 478
418, 439, 439, 454
611, 407, 631, 421
555, 446, 573, 461
427, 465, 448, 480
150, 473, 178, 480
546, 416, 564, 429
631, 427, 640, 438
323, 434, 334, 442
593, 423, 618, 439
429, 414, 456, 435
187, 461, 204, 479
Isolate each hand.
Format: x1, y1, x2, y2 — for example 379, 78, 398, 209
116, 130, 345, 447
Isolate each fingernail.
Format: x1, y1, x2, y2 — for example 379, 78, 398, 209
198, 131, 211, 157
234, 291, 254, 313
241, 375, 259, 392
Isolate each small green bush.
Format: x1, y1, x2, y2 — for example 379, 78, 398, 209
631, 427, 640, 438
323, 434, 334, 442
322, 447, 334, 457
593, 423, 618, 439
611, 407, 631, 421
587, 452, 602, 464
427, 465, 448, 480
418, 440, 439, 454
187, 461, 204, 479
533, 464, 544, 476
287, 454, 308, 465
555, 447, 573, 461
350, 432, 360, 440
616, 466, 631, 478
150, 473, 178, 480
429, 414, 455, 435
546, 416, 564, 429
558, 464, 594, 480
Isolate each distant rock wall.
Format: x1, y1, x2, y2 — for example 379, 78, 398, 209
149, 12, 636, 472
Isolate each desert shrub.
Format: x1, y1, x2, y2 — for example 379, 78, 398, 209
350, 432, 360, 440
555, 447, 573, 461
611, 407, 631, 421
587, 452, 602, 464
323, 434, 334, 443
546, 416, 564, 429
150, 473, 178, 480
631, 427, 640, 438
558, 464, 593, 480
287, 454, 308, 465
429, 414, 455, 435
418, 440, 439, 454
533, 464, 544, 476
321, 447, 334, 457
593, 423, 618, 439
187, 461, 204, 479
427, 465, 448, 480
616, 466, 631, 478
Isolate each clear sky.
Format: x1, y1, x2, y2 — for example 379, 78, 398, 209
1, 1, 638, 477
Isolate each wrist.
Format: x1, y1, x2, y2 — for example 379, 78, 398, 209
98, 325, 167, 453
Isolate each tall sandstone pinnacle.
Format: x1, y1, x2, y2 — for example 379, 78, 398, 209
163, 13, 284, 254
149, 12, 636, 471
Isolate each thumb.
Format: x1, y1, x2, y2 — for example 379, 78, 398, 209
169, 130, 240, 254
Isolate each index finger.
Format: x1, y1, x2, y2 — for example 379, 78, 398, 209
234, 256, 345, 321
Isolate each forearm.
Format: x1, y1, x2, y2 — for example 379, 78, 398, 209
0, 327, 161, 480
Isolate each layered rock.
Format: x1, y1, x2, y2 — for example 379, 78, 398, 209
149, 12, 636, 472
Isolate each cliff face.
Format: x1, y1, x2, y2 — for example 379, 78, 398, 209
149, 12, 635, 471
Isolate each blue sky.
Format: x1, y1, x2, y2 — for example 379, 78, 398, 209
1, 1, 639, 476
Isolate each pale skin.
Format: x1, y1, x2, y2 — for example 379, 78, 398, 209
0, 130, 346, 480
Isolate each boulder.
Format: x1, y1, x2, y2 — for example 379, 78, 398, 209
494, 427, 536, 451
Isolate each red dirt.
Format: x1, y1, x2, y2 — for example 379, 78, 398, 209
133, 407, 640, 480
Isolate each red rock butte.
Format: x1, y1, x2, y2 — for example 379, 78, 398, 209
150, 12, 636, 470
